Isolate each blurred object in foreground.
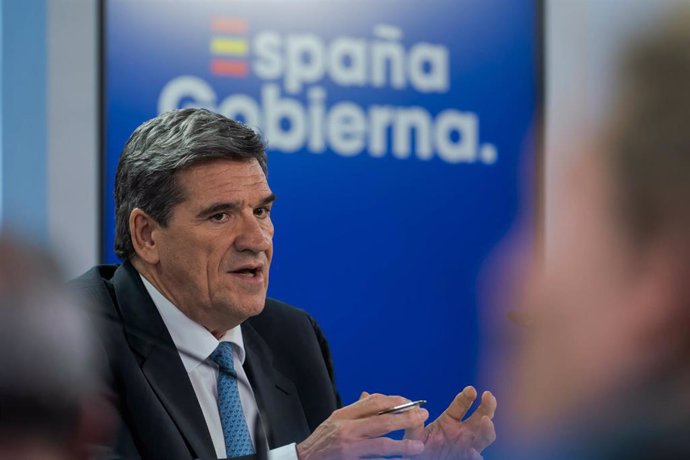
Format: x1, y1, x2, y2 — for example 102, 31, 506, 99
489, 7, 690, 460
0, 235, 113, 460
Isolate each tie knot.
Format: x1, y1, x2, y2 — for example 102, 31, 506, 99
210, 342, 237, 377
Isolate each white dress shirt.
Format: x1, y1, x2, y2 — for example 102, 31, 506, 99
141, 275, 298, 460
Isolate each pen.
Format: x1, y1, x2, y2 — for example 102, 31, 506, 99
377, 399, 427, 415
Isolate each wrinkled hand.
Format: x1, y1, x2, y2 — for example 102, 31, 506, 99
297, 393, 429, 460
405, 386, 497, 460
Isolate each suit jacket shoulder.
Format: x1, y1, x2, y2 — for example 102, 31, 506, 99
72, 263, 212, 459
70, 263, 340, 459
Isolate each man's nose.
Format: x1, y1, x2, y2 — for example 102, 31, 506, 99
234, 213, 272, 254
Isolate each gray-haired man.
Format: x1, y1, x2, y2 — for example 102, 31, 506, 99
75, 108, 496, 460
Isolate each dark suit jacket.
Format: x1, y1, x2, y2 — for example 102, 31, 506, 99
72, 261, 341, 460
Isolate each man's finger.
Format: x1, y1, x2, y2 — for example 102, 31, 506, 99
352, 408, 429, 437
466, 391, 497, 425
352, 437, 424, 458
334, 393, 410, 420
441, 386, 477, 422
360, 391, 370, 400
465, 448, 483, 460
472, 416, 496, 452
403, 421, 426, 443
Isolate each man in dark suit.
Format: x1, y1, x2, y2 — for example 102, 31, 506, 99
75, 108, 496, 460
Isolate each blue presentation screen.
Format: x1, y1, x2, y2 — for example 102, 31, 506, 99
103, 0, 540, 419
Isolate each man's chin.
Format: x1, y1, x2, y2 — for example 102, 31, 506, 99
233, 294, 267, 319
209, 299, 266, 335
244, 299, 266, 318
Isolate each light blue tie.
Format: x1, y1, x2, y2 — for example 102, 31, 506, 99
210, 342, 255, 458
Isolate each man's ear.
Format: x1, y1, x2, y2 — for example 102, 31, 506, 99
129, 208, 161, 265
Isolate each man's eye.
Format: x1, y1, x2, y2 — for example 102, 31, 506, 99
210, 213, 229, 223
254, 207, 271, 218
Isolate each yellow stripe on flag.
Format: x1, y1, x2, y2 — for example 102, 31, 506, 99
210, 38, 248, 56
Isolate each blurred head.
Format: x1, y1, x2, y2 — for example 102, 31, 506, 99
509, 9, 690, 439
0, 236, 109, 459
116, 109, 273, 336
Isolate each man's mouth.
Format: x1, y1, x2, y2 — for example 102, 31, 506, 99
229, 265, 264, 279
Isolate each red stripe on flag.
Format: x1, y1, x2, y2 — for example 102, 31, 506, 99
211, 59, 249, 77
211, 18, 248, 34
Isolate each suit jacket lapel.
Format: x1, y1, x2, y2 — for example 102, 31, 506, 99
111, 262, 216, 460
242, 321, 311, 448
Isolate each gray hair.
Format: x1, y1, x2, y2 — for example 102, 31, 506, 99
606, 10, 690, 246
114, 108, 267, 260
604, 9, 690, 369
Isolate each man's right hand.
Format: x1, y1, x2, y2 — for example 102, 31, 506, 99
296, 393, 429, 460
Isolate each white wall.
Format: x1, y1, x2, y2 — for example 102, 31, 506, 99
47, 0, 98, 278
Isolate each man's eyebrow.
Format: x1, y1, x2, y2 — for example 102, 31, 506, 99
196, 194, 276, 218
259, 193, 277, 207
196, 202, 240, 218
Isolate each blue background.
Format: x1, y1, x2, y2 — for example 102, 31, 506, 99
103, 0, 539, 429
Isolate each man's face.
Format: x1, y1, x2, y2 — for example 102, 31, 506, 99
151, 158, 274, 335
508, 152, 666, 433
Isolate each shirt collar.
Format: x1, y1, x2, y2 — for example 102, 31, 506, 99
139, 274, 246, 373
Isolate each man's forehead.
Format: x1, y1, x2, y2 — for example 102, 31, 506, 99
179, 158, 266, 183
181, 157, 264, 176
176, 159, 271, 201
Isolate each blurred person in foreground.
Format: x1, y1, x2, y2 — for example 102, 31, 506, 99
0, 236, 112, 460
498, 10, 690, 460
73, 107, 496, 460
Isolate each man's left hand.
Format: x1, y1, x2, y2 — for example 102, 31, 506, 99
404, 386, 497, 460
